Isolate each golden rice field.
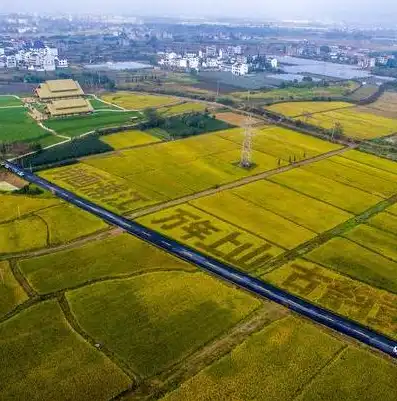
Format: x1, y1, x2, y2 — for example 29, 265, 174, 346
101, 92, 178, 110
232, 180, 352, 233
268, 167, 383, 214
137, 204, 284, 273
368, 211, 397, 234
0, 193, 107, 255
100, 129, 161, 149
161, 316, 397, 401
0, 260, 28, 318
266, 101, 353, 117
303, 157, 397, 198
190, 191, 316, 249
263, 259, 397, 340
19, 233, 196, 294
158, 102, 207, 116
341, 149, 397, 175
0, 301, 130, 401
67, 271, 261, 377
307, 237, 397, 294
39, 163, 167, 214
305, 108, 397, 140
76, 127, 341, 200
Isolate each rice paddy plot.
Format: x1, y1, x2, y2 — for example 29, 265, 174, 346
233, 180, 352, 233
307, 237, 397, 294
100, 129, 160, 149
303, 158, 397, 198
36, 204, 107, 246
0, 194, 59, 223
101, 92, 178, 110
217, 126, 341, 156
137, 204, 284, 273
297, 347, 397, 401
0, 216, 48, 254
67, 271, 261, 377
368, 211, 397, 234
386, 202, 397, 216
344, 224, 397, 263
330, 155, 397, 184
43, 110, 141, 138
0, 107, 57, 145
269, 168, 382, 214
19, 233, 195, 294
358, 91, 397, 119
341, 149, 397, 176
0, 300, 130, 401
191, 191, 316, 249
160, 316, 345, 401
0, 260, 28, 317
266, 101, 353, 117
40, 163, 167, 214
301, 108, 397, 140
158, 102, 207, 116
263, 259, 397, 339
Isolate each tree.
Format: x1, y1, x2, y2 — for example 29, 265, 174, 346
333, 122, 344, 139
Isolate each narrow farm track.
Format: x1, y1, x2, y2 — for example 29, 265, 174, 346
128, 144, 356, 219
4, 160, 397, 359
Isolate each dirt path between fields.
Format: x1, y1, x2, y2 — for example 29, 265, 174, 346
128, 144, 357, 220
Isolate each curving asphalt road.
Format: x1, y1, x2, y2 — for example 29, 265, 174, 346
3, 160, 397, 359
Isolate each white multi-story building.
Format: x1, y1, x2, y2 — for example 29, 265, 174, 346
6, 56, 17, 69
232, 63, 249, 76
188, 57, 200, 70
206, 45, 217, 57
270, 58, 278, 69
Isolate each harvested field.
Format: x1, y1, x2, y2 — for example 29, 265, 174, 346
19, 233, 195, 294
264, 259, 397, 340
307, 237, 397, 294
101, 92, 178, 110
100, 130, 161, 149
366, 91, 397, 117
0, 301, 130, 401
67, 271, 261, 377
215, 111, 262, 126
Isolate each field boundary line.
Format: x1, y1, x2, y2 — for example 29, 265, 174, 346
39, 267, 198, 297
0, 227, 119, 262
127, 145, 355, 220
291, 104, 356, 118
57, 293, 141, 384
9, 259, 37, 298
261, 193, 397, 275
291, 345, 349, 401
89, 94, 127, 111
34, 213, 51, 247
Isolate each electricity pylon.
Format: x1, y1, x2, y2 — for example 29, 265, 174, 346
240, 114, 254, 168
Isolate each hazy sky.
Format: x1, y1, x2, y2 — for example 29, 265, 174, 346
1, 0, 395, 23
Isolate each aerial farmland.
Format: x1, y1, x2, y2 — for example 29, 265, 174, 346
1, 89, 397, 401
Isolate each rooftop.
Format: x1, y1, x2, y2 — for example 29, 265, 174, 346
36, 79, 85, 100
